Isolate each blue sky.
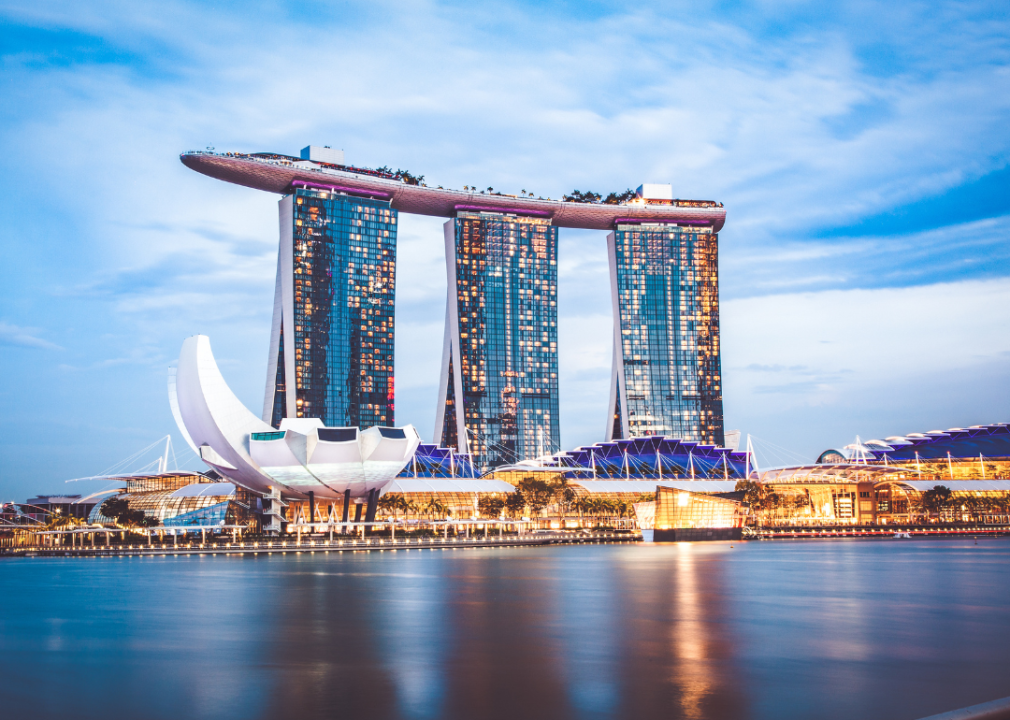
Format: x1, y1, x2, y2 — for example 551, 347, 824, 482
2, 0, 1009, 499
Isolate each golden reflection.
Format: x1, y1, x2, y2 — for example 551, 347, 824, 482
672, 543, 712, 719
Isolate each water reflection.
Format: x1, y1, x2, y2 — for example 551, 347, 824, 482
2, 541, 1010, 720
244, 545, 749, 720
610, 543, 747, 720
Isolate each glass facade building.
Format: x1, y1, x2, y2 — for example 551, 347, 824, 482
264, 185, 397, 429
606, 223, 723, 445
434, 212, 560, 472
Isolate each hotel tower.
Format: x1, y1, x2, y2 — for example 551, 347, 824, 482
434, 211, 560, 471
263, 147, 398, 429
605, 185, 724, 446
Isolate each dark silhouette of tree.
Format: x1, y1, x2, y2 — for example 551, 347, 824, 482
921, 485, 954, 516
563, 189, 602, 203
517, 477, 552, 516
604, 189, 636, 204
477, 496, 504, 519
99, 496, 159, 528
504, 491, 526, 518
563, 188, 637, 204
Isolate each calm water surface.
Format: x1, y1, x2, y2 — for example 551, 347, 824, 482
1, 539, 1009, 720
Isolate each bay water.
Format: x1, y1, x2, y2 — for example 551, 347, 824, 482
1, 539, 1008, 719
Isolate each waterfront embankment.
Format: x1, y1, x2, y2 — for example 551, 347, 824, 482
752, 523, 1010, 539
1, 530, 639, 558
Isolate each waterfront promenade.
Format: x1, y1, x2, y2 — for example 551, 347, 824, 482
0, 530, 639, 558
751, 522, 1010, 539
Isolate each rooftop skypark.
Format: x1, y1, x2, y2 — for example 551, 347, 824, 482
180, 149, 727, 231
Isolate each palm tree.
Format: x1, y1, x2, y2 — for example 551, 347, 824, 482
424, 497, 447, 520
550, 478, 576, 519
402, 498, 419, 520
44, 511, 85, 545
378, 494, 400, 520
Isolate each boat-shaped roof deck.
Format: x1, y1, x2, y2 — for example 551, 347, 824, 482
180, 151, 726, 232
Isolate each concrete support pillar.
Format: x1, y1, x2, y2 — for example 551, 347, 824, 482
308, 491, 315, 529
364, 489, 378, 536
342, 490, 351, 534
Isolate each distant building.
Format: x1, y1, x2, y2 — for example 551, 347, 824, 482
23, 494, 99, 520
434, 211, 560, 471
606, 194, 724, 445
264, 184, 398, 429
817, 423, 1010, 481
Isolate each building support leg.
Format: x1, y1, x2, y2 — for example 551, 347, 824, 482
308, 491, 315, 532
342, 490, 351, 534
364, 489, 378, 536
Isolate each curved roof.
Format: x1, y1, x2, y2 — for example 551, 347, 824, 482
820, 423, 1010, 463
384, 478, 514, 493
757, 463, 907, 483
571, 480, 740, 493
881, 480, 1010, 492
170, 482, 236, 498
180, 151, 727, 232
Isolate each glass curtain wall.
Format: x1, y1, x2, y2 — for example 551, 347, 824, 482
270, 187, 397, 428
438, 212, 560, 471
607, 223, 723, 445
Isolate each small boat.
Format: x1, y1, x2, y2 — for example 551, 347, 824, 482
893, 532, 913, 539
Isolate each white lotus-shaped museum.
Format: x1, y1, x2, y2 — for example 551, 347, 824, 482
168, 335, 420, 500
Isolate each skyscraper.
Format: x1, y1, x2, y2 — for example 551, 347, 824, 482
605, 211, 724, 445
264, 182, 398, 429
434, 211, 560, 471
182, 149, 727, 459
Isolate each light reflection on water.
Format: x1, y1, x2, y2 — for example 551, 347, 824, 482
1, 540, 1009, 720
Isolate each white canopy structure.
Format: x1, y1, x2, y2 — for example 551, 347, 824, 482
169, 335, 420, 500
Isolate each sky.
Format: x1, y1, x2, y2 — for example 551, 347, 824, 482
1, 0, 1009, 500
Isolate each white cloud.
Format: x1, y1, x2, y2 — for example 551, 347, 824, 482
721, 277, 1010, 456
0, 322, 63, 351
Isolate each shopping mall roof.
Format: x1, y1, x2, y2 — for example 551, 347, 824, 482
169, 482, 236, 498
821, 423, 1010, 462
384, 478, 515, 494
180, 151, 727, 232
886, 480, 1010, 493
571, 480, 740, 493
756, 463, 908, 484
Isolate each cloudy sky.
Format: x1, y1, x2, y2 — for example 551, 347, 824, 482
2, 0, 1009, 499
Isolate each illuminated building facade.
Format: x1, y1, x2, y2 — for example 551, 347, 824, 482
264, 184, 398, 429
434, 211, 560, 471
605, 220, 724, 445
652, 485, 743, 541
